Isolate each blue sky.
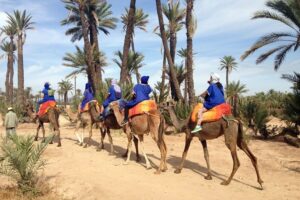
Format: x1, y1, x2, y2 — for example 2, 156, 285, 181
0, 0, 299, 96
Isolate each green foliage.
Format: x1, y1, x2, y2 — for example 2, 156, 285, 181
0, 134, 51, 195
121, 82, 134, 101
153, 81, 169, 103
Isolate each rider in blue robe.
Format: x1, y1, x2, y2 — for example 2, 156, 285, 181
37, 82, 55, 112
81, 83, 95, 110
121, 76, 152, 125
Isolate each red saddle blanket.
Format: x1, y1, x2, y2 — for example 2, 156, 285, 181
79, 100, 100, 113
129, 100, 157, 118
38, 101, 57, 117
191, 103, 232, 123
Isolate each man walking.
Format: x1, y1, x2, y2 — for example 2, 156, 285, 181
4, 107, 18, 138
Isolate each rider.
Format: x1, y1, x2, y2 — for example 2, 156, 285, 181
80, 82, 95, 111
191, 73, 225, 133
37, 82, 55, 112
121, 76, 152, 126
99, 79, 122, 120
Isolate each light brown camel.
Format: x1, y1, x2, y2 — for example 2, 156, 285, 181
25, 102, 61, 147
110, 101, 167, 174
161, 102, 263, 189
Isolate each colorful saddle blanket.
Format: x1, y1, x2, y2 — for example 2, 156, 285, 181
38, 100, 56, 117
80, 100, 100, 113
129, 100, 157, 118
191, 103, 232, 123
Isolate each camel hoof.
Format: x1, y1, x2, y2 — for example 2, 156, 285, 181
96, 148, 101, 152
146, 166, 152, 170
79, 143, 83, 146
122, 153, 128, 158
123, 161, 129, 165
205, 175, 212, 180
154, 170, 161, 175
162, 167, 168, 172
174, 169, 182, 174
49, 141, 53, 144
34, 137, 38, 141
109, 152, 114, 156
259, 183, 264, 190
221, 181, 230, 186
57, 144, 61, 147
83, 144, 87, 148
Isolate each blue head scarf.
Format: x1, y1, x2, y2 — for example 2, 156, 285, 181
44, 82, 50, 90
141, 76, 149, 84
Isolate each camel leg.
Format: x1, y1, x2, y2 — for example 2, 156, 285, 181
138, 135, 151, 170
221, 144, 240, 186
174, 134, 193, 174
124, 133, 133, 165
238, 140, 264, 189
152, 132, 167, 174
35, 123, 41, 141
81, 126, 84, 146
84, 123, 92, 148
98, 127, 106, 151
55, 129, 61, 147
133, 136, 140, 162
41, 124, 48, 144
74, 120, 82, 145
107, 129, 114, 155
200, 140, 212, 180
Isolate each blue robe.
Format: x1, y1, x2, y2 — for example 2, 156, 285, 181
102, 85, 122, 109
126, 84, 152, 108
38, 87, 55, 104
204, 83, 225, 109
81, 89, 94, 109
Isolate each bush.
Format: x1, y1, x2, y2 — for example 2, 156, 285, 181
0, 134, 51, 195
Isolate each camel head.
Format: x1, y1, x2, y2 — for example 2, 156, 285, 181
159, 100, 176, 112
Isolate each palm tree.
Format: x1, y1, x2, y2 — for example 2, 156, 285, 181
241, 0, 300, 70
63, 45, 107, 78
219, 56, 238, 91
226, 81, 248, 117
162, 0, 186, 62
6, 10, 34, 106
58, 80, 73, 107
155, 0, 184, 102
121, 8, 149, 83
185, 0, 197, 106
113, 50, 144, 83
62, 0, 116, 98
120, 0, 136, 83
0, 39, 16, 105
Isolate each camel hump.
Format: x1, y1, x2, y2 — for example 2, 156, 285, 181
129, 100, 158, 118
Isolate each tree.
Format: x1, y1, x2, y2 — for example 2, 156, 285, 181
241, 0, 300, 70
120, 0, 136, 83
7, 10, 34, 106
63, 45, 107, 78
155, 0, 184, 101
0, 25, 17, 105
226, 81, 248, 117
58, 80, 73, 106
281, 72, 300, 129
219, 56, 238, 91
61, 0, 117, 84
121, 8, 149, 83
113, 50, 144, 83
185, 0, 196, 106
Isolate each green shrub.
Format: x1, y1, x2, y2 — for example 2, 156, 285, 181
0, 134, 51, 195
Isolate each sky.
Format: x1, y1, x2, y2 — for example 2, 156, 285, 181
0, 0, 299, 96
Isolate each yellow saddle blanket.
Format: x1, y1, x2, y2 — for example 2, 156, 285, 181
129, 100, 157, 118
191, 103, 232, 123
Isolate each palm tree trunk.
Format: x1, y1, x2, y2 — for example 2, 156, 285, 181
156, 0, 184, 102
120, 0, 136, 84
184, 58, 188, 104
90, 14, 102, 88
17, 35, 24, 106
186, 0, 195, 106
76, 1, 98, 98
64, 93, 67, 107
226, 69, 229, 91
131, 35, 141, 84
160, 52, 167, 101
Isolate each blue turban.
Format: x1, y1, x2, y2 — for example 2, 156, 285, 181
44, 82, 50, 90
141, 76, 149, 84
85, 82, 92, 90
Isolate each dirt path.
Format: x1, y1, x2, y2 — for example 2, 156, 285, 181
1, 123, 300, 200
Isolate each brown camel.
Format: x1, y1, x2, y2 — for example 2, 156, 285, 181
25, 102, 61, 147
161, 102, 263, 189
110, 101, 167, 174
99, 113, 140, 160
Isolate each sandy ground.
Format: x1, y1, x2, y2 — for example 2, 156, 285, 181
0, 121, 300, 200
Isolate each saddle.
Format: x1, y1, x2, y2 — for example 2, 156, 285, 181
128, 100, 157, 118
38, 100, 57, 117
191, 103, 232, 123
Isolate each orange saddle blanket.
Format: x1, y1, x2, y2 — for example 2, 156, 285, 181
191, 103, 232, 123
80, 100, 100, 113
129, 100, 157, 118
38, 101, 56, 117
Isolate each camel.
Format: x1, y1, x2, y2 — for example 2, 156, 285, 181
161, 102, 263, 188
110, 101, 167, 174
74, 101, 140, 159
25, 102, 61, 147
